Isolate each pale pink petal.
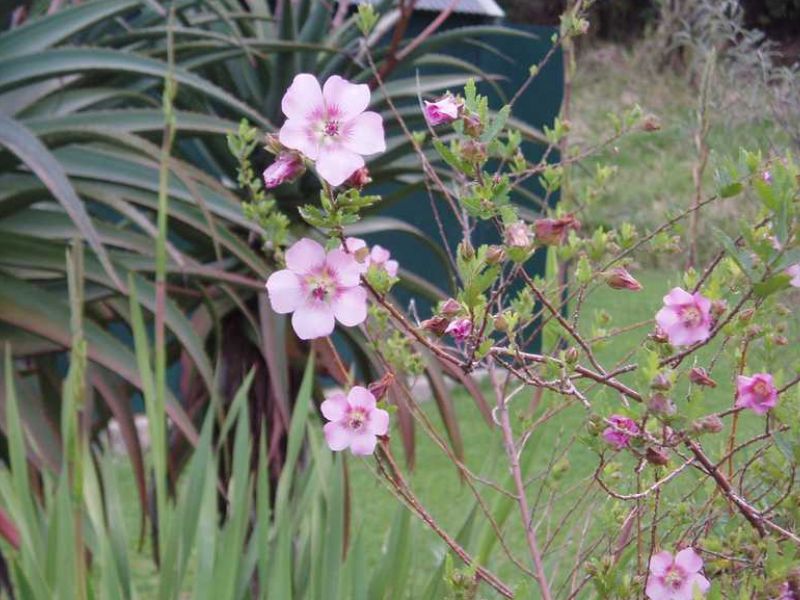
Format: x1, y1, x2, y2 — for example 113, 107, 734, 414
344, 237, 367, 253
384, 259, 399, 277
368, 408, 389, 435
332, 286, 367, 327
645, 577, 669, 600
281, 73, 324, 121
265, 270, 306, 314
668, 326, 699, 347
321, 392, 348, 422
787, 264, 800, 287
285, 238, 326, 274
326, 248, 363, 287
279, 119, 320, 160
324, 421, 353, 451
350, 432, 378, 456
674, 548, 703, 573
341, 112, 386, 155
370, 245, 391, 264
649, 552, 673, 577
694, 294, 712, 315
347, 386, 376, 410
291, 301, 335, 340
316, 146, 364, 187
663, 287, 695, 306
686, 573, 710, 595
322, 75, 370, 120
655, 307, 679, 331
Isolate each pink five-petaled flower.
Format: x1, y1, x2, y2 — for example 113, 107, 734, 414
735, 372, 778, 415
423, 94, 463, 126
265, 238, 367, 340
646, 548, 710, 600
446, 318, 472, 343
602, 415, 639, 450
787, 264, 800, 288
278, 73, 385, 187
321, 386, 389, 456
343, 237, 399, 277
655, 287, 712, 347
263, 152, 304, 188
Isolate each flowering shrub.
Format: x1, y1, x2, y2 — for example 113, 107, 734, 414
233, 4, 800, 599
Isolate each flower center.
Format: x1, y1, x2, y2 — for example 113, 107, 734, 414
305, 270, 336, 303
664, 566, 684, 589
682, 306, 702, 327
347, 408, 367, 431
753, 381, 769, 397
324, 120, 340, 137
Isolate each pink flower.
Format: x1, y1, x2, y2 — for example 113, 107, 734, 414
602, 415, 639, 450
321, 386, 389, 455
605, 267, 643, 291
446, 318, 472, 342
787, 264, 800, 288
655, 288, 712, 347
263, 152, 304, 188
735, 372, 778, 415
423, 94, 462, 126
646, 548, 710, 600
342, 237, 398, 277
504, 221, 531, 248
369, 245, 399, 277
265, 238, 367, 340
278, 74, 385, 187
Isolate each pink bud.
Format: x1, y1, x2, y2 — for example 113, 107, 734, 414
423, 94, 463, 126
345, 166, 372, 189
263, 152, 304, 188
368, 372, 395, 401
445, 318, 472, 343
604, 267, 642, 291
534, 214, 580, 246
421, 316, 450, 336
689, 367, 717, 388
505, 221, 532, 248
440, 298, 461, 316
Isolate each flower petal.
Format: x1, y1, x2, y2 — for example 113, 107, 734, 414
368, 408, 389, 436
655, 306, 679, 331
321, 392, 348, 422
342, 111, 386, 155
674, 548, 703, 573
265, 270, 305, 314
279, 119, 320, 160
687, 573, 710, 595
285, 238, 326, 274
332, 286, 367, 327
350, 432, 378, 456
291, 301, 335, 340
324, 421, 352, 451
663, 287, 694, 306
348, 386, 376, 410
644, 577, 669, 600
326, 248, 362, 287
323, 75, 370, 120
649, 551, 673, 577
315, 145, 364, 187
282, 73, 324, 121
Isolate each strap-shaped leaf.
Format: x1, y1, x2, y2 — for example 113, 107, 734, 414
0, 114, 124, 291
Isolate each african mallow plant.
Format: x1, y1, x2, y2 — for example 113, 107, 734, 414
244, 6, 800, 599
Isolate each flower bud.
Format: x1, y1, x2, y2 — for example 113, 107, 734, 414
461, 140, 487, 163
345, 166, 372, 189
462, 112, 483, 137
486, 245, 506, 265
533, 214, 580, 246
446, 318, 472, 342
458, 239, 475, 260
648, 393, 676, 416
262, 152, 305, 188
604, 267, 642, 291
368, 372, 395, 401
264, 133, 283, 154
641, 114, 662, 132
738, 308, 756, 323
710, 299, 727, 318
650, 373, 671, 391
745, 324, 762, 339
762, 170, 772, 184
423, 94, 463, 127
692, 415, 723, 434
565, 347, 580, 364
504, 221, 532, 248
650, 327, 669, 344
420, 316, 450, 337
645, 446, 670, 466
689, 367, 717, 388
440, 298, 461, 316
493, 314, 509, 332
774, 335, 789, 346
